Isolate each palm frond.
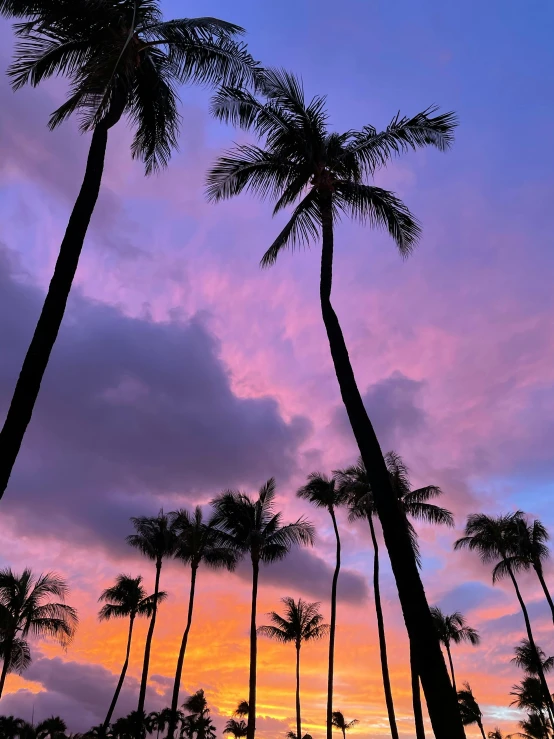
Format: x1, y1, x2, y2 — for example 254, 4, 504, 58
260, 189, 320, 267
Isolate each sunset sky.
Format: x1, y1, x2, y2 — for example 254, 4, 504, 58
1, 1, 554, 737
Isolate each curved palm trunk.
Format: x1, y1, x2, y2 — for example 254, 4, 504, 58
368, 517, 399, 739
136, 560, 162, 736
533, 562, 554, 626
247, 557, 259, 739
410, 641, 425, 739
0, 634, 14, 698
167, 565, 198, 739
103, 615, 136, 732
295, 642, 301, 739
476, 720, 486, 739
327, 507, 341, 739
318, 195, 464, 739
445, 642, 457, 695
0, 123, 112, 500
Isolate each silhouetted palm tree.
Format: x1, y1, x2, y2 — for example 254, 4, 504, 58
297, 474, 345, 739
127, 513, 177, 724
512, 640, 554, 678
516, 712, 552, 738
259, 597, 328, 739
457, 683, 486, 739
223, 719, 247, 739
148, 708, 180, 739
181, 690, 216, 739
0, 631, 31, 687
233, 702, 249, 719
0, 568, 78, 697
430, 607, 480, 695
331, 711, 358, 739
211, 479, 315, 739
98, 575, 165, 732
207, 70, 459, 738
487, 730, 505, 739
0, 0, 258, 499
455, 513, 554, 717
0, 715, 24, 739
36, 717, 67, 739
511, 677, 552, 734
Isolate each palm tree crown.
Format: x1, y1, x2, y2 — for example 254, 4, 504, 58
457, 683, 486, 739
170, 506, 238, 571
98, 574, 165, 622
36, 716, 67, 739
331, 711, 358, 737
430, 607, 480, 649
512, 640, 554, 677
127, 511, 177, 564
258, 597, 329, 647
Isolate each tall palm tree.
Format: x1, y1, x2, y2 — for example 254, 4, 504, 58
258, 597, 329, 739
336, 452, 453, 739
0, 568, 78, 697
296, 474, 345, 739
331, 712, 358, 739
430, 607, 480, 695
36, 717, 67, 739
126, 512, 176, 725
211, 478, 315, 739
207, 68, 460, 739
98, 575, 165, 732
0, 0, 257, 500
455, 513, 554, 717
166, 507, 238, 739
457, 682, 486, 739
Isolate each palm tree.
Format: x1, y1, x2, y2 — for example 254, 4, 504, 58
516, 712, 552, 738
331, 711, 358, 739
36, 717, 67, 739
98, 575, 165, 732
0, 716, 25, 739
0, 568, 78, 697
512, 640, 554, 678
336, 452, 453, 739
181, 690, 216, 739
0, 632, 32, 685
457, 683, 486, 739
166, 507, 237, 739
211, 478, 315, 739
0, 0, 257, 500
511, 677, 552, 736
487, 731, 505, 739
223, 719, 247, 739
207, 68, 460, 739
258, 597, 328, 739
430, 607, 480, 695
455, 513, 554, 717
296, 474, 345, 739
233, 702, 249, 719
126, 513, 176, 724
147, 708, 177, 739
16, 721, 38, 739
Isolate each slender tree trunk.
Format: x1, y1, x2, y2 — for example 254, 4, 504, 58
0, 123, 112, 500
0, 635, 13, 698
410, 640, 425, 739
103, 616, 135, 732
318, 195, 464, 739
247, 557, 259, 739
327, 506, 341, 739
167, 565, 198, 739
295, 642, 301, 739
476, 720, 486, 739
534, 563, 554, 626
368, 517, 399, 739
445, 643, 457, 695
136, 560, 162, 736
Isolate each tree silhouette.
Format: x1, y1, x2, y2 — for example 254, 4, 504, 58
224, 719, 248, 739
457, 682, 486, 739
36, 716, 67, 739
331, 711, 358, 739
207, 70, 459, 737
430, 607, 480, 695
516, 711, 552, 738
0, 568, 78, 697
297, 474, 345, 739
0, 716, 25, 739
259, 597, 328, 739
512, 640, 554, 678
181, 690, 216, 739
211, 479, 314, 739
98, 575, 165, 732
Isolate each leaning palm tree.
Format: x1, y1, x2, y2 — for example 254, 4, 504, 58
166, 506, 238, 739
455, 513, 554, 717
296, 474, 345, 739
258, 597, 328, 739
207, 67, 460, 739
211, 478, 315, 739
36, 717, 67, 739
98, 575, 165, 732
457, 682, 486, 739
126, 512, 176, 722
331, 711, 358, 739
0, 568, 78, 697
0, 0, 257, 499
430, 607, 480, 695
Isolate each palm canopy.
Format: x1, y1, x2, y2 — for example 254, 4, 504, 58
517, 712, 552, 738
183, 688, 209, 716
430, 607, 480, 648
512, 639, 554, 676
495, 514, 551, 579
258, 597, 329, 647
207, 68, 456, 265
457, 682, 483, 727
224, 719, 248, 738
98, 574, 165, 621
233, 701, 249, 718
36, 716, 67, 739
210, 478, 315, 564
297, 473, 347, 511
331, 712, 358, 732
0, 633, 32, 674
510, 676, 548, 714
454, 512, 521, 570
169, 506, 238, 571
127, 511, 177, 564
3, 0, 258, 172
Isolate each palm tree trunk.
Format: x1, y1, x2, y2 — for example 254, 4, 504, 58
534, 563, 554, 626
410, 641, 425, 739
0, 123, 112, 500
247, 557, 259, 739
136, 560, 162, 734
368, 516, 399, 739
103, 615, 135, 732
505, 560, 554, 720
445, 643, 457, 695
327, 506, 341, 739
296, 642, 302, 739
318, 194, 464, 739
167, 565, 198, 739
0, 635, 13, 698
476, 720, 486, 739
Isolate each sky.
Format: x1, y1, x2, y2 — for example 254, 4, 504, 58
0, 0, 553, 737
